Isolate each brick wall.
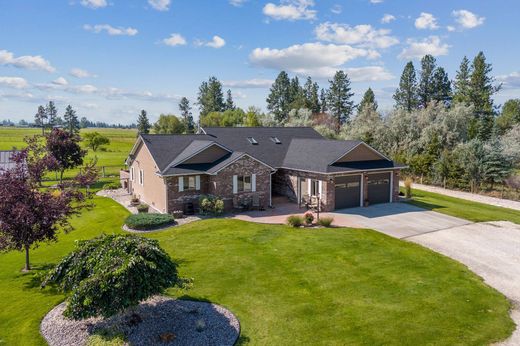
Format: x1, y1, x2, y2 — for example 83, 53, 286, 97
165, 175, 210, 213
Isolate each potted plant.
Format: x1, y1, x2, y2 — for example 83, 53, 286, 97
130, 195, 140, 206
303, 211, 314, 226
137, 203, 149, 213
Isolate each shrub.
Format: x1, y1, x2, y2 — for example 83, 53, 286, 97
303, 211, 314, 225
125, 213, 175, 230
42, 234, 179, 320
137, 203, 149, 213
318, 216, 334, 227
103, 182, 120, 190
287, 215, 303, 228
199, 194, 225, 216
404, 177, 413, 198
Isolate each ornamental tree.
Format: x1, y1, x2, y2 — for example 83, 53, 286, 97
46, 128, 86, 183
43, 234, 179, 320
0, 150, 87, 271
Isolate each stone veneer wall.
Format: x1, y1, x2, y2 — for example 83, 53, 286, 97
165, 175, 210, 213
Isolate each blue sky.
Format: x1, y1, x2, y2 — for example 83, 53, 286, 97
0, 0, 519, 124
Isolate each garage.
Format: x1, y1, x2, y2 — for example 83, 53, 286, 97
335, 175, 361, 209
367, 172, 391, 205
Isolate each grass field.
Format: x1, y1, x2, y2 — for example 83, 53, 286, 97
0, 197, 514, 345
405, 187, 520, 224
0, 127, 137, 178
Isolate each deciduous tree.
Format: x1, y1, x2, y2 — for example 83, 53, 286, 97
83, 132, 110, 152
46, 128, 86, 183
153, 114, 185, 134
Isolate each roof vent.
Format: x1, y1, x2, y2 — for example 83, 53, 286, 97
270, 137, 281, 144
247, 137, 258, 145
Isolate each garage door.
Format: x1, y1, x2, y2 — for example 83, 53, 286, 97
367, 172, 391, 205
335, 175, 361, 209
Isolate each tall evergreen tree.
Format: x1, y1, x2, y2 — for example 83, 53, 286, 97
225, 89, 235, 111
266, 71, 292, 123
197, 76, 225, 117
431, 67, 452, 106
469, 52, 501, 141
319, 88, 328, 113
358, 87, 378, 112
179, 97, 195, 133
34, 105, 47, 135
453, 56, 472, 104
289, 76, 305, 109
418, 55, 437, 108
326, 71, 354, 133
137, 110, 151, 134
46, 101, 58, 129
393, 61, 419, 112
303, 77, 321, 113
63, 105, 80, 135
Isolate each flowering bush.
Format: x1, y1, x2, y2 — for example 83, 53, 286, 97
304, 211, 314, 225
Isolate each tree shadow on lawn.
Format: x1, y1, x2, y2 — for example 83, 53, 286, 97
20, 263, 60, 295
405, 199, 446, 211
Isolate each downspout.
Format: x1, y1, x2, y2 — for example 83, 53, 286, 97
269, 169, 277, 208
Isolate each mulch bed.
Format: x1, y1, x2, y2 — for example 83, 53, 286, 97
40, 296, 240, 346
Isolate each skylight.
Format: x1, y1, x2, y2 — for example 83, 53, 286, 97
247, 137, 258, 145
270, 137, 281, 144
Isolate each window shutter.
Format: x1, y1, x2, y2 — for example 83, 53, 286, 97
307, 179, 312, 195
195, 175, 200, 190
178, 176, 184, 192
233, 175, 238, 194
318, 180, 323, 196
252, 174, 256, 192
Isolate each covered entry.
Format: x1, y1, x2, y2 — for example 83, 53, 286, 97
334, 175, 361, 209
367, 172, 391, 205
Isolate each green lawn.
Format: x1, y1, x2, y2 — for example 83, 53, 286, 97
405, 187, 520, 224
0, 197, 514, 345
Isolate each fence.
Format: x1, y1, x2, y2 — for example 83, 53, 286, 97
43, 165, 127, 182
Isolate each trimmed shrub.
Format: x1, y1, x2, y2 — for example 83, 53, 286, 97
404, 177, 413, 198
137, 203, 149, 213
199, 194, 225, 216
103, 182, 120, 190
303, 211, 314, 225
318, 216, 334, 227
287, 215, 304, 228
42, 234, 179, 320
125, 213, 175, 230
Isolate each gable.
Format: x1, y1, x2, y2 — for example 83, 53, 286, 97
182, 144, 230, 164
334, 143, 387, 163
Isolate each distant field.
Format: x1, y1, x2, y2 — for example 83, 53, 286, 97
0, 127, 137, 179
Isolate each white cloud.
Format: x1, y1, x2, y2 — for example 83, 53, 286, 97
148, 0, 170, 11
67, 84, 98, 94
314, 22, 399, 49
330, 4, 342, 14
263, 0, 317, 21
80, 0, 107, 9
83, 24, 138, 36
223, 79, 274, 88
52, 77, 68, 86
370, 0, 383, 3
452, 10, 485, 29
415, 12, 438, 30
0, 76, 29, 89
206, 36, 226, 48
162, 33, 187, 46
104, 87, 181, 102
447, 25, 456, 32
398, 36, 450, 59
250, 42, 379, 78
381, 14, 396, 24
497, 72, 520, 89
0, 49, 55, 72
344, 66, 394, 82
229, 0, 247, 7
70, 68, 97, 78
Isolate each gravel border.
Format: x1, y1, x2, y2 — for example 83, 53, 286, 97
41, 296, 240, 346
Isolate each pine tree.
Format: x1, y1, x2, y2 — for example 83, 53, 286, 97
289, 76, 305, 110
358, 87, 378, 112
326, 71, 354, 133
34, 105, 47, 135
266, 71, 292, 123
453, 56, 472, 104
63, 105, 80, 135
225, 89, 235, 111
46, 101, 58, 129
431, 67, 452, 106
303, 77, 321, 113
320, 88, 328, 113
483, 139, 513, 188
137, 110, 151, 134
179, 97, 195, 133
393, 62, 419, 112
418, 55, 437, 108
197, 76, 225, 117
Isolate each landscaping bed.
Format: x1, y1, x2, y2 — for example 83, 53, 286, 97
40, 296, 240, 346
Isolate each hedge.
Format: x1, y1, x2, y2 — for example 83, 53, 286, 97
125, 213, 175, 230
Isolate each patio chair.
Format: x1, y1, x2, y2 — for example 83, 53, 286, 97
252, 194, 264, 210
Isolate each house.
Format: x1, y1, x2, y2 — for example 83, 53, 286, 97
0, 150, 18, 171
123, 127, 406, 214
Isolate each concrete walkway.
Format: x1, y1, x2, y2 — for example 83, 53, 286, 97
404, 182, 520, 211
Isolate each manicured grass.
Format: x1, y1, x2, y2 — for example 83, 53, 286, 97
0, 197, 513, 345
405, 187, 520, 224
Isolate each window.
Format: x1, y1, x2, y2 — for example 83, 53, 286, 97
310, 179, 320, 196
270, 137, 281, 144
184, 176, 196, 190
139, 169, 144, 185
179, 175, 200, 192
247, 137, 258, 145
237, 175, 252, 192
